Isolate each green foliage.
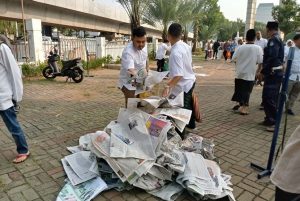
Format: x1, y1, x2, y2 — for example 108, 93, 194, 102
115, 56, 121, 64
117, 0, 150, 34
21, 62, 47, 77
0, 20, 19, 36
103, 55, 113, 64
148, 48, 156, 61
272, 0, 300, 35
143, 0, 179, 40
216, 18, 245, 41
83, 55, 114, 70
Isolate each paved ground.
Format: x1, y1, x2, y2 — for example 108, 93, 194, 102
0, 60, 299, 201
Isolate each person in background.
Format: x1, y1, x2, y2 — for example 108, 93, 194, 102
271, 125, 300, 201
223, 40, 230, 61
162, 23, 196, 135
235, 39, 244, 51
208, 40, 213, 59
231, 29, 263, 115
284, 39, 294, 62
204, 40, 209, 60
213, 40, 220, 60
229, 40, 237, 60
0, 34, 30, 163
286, 34, 300, 115
118, 26, 149, 107
259, 21, 284, 132
156, 39, 170, 72
255, 31, 268, 50
255, 31, 269, 110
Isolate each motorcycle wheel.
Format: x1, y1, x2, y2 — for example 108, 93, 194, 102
71, 67, 84, 83
42, 66, 56, 79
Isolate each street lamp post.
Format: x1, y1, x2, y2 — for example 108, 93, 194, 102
20, 0, 28, 62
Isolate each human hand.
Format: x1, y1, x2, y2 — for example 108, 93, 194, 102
12, 100, 20, 113
257, 73, 264, 82
162, 86, 170, 97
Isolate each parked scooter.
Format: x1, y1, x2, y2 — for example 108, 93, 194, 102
42, 50, 84, 83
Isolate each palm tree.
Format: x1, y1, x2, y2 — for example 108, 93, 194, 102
177, 0, 195, 43
117, 0, 149, 36
143, 0, 179, 41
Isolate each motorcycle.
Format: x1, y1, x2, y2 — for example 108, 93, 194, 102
42, 51, 84, 83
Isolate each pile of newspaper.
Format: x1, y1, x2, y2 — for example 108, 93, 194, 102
56, 71, 235, 201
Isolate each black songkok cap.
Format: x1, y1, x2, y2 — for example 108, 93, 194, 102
266, 21, 279, 30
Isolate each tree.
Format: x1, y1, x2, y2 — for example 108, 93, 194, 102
118, 0, 150, 36
254, 21, 267, 38
272, 0, 300, 35
0, 20, 17, 36
198, 0, 223, 41
143, 0, 179, 40
176, 0, 195, 42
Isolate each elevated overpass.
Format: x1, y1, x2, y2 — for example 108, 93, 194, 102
0, 0, 162, 38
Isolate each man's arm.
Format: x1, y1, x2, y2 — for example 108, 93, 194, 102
0, 44, 23, 102
162, 76, 182, 97
121, 52, 136, 76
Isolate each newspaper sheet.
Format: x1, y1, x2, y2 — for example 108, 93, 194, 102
63, 151, 98, 186
148, 163, 173, 181
157, 149, 186, 173
147, 182, 184, 201
176, 152, 224, 196
67, 146, 82, 154
90, 131, 155, 183
62, 158, 85, 186
155, 108, 192, 125
110, 110, 171, 160
128, 92, 184, 112
135, 70, 169, 95
56, 177, 107, 201
132, 173, 166, 191
109, 115, 157, 160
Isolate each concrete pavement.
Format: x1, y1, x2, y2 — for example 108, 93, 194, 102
0, 60, 299, 201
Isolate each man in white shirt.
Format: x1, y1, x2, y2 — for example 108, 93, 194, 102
162, 23, 196, 132
254, 31, 268, 50
119, 26, 149, 107
286, 34, 300, 115
0, 35, 30, 163
284, 40, 294, 62
156, 39, 170, 72
271, 125, 300, 200
231, 29, 263, 115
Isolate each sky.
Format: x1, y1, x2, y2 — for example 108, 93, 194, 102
100, 0, 300, 22
218, 0, 300, 21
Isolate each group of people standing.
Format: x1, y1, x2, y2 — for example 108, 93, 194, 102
230, 22, 300, 200
231, 21, 300, 132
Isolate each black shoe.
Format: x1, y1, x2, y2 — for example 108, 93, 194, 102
258, 121, 275, 126
232, 105, 240, 111
287, 109, 295, 115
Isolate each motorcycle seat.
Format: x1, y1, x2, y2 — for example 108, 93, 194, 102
62, 58, 81, 68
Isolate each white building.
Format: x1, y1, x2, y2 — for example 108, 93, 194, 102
256, 3, 275, 24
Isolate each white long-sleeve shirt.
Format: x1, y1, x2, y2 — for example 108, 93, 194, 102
289, 46, 300, 81
0, 43, 23, 111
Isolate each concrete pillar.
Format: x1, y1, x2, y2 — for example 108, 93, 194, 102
245, 0, 257, 36
96, 37, 106, 58
25, 19, 44, 63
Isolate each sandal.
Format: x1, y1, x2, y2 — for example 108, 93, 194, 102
13, 152, 30, 163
